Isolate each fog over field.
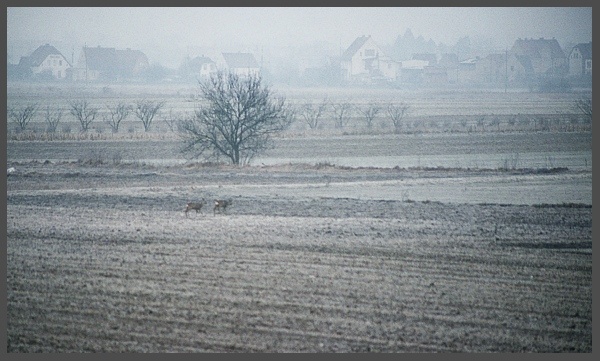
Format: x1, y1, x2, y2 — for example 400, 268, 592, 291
6, 6, 593, 354
7, 7, 592, 69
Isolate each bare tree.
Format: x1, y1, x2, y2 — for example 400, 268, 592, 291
163, 107, 182, 132
386, 102, 410, 134
44, 105, 63, 133
104, 102, 131, 133
69, 99, 99, 132
135, 99, 166, 132
356, 102, 381, 129
299, 97, 328, 130
8, 103, 38, 131
179, 71, 294, 165
331, 100, 353, 129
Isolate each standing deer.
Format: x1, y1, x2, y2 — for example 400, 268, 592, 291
213, 199, 232, 215
185, 201, 205, 217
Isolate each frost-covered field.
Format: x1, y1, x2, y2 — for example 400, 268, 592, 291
6, 160, 592, 352
6, 84, 592, 352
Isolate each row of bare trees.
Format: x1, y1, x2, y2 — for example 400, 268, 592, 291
296, 98, 410, 134
7, 99, 166, 133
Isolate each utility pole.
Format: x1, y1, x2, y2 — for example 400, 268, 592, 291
504, 48, 508, 93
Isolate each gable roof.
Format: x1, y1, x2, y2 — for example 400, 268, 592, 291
511, 38, 566, 59
222, 53, 259, 69
82, 46, 148, 75
21, 44, 70, 67
515, 55, 534, 73
342, 35, 371, 60
572, 42, 592, 59
83, 46, 118, 72
116, 48, 148, 71
189, 56, 215, 68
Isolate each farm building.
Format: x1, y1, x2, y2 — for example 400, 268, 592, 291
220, 52, 260, 77
568, 42, 592, 79
71, 46, 149, 82
182, 55, 217, 80
17, 44, 71, 80
510, 38, 568, 78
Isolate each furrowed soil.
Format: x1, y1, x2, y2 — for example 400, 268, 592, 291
6, 161, 592, 352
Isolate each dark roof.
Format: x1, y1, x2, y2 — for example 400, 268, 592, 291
222, 53, 259, 69
83, 46, 118, 72
572, 42, 592, 59
341, 36, 371, 60
189, 56, 215, 69
21, 44, 70, 67
116, 49, 148, 71
82, 46, 148, 75
515, 55, 534, 73
511, 38, 566, 59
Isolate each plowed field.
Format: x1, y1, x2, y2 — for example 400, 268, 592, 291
6, 161, 592, 352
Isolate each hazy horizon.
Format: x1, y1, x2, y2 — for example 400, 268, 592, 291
7, 7, 593, 68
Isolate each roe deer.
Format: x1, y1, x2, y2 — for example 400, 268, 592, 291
185, 201, 205, 217
213, 199, 231, 215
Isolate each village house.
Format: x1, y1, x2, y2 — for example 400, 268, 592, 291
568, 42, 592, 79
398, 59, 428, 83
456, 57, 479, 83
340, 35, 399, 83
220, 52, 260, 77
183, 55, 217, 80
438, 53, 459, 83
18, 44, 71, 80
71, 46, 149, 82
510, 38, 568, 79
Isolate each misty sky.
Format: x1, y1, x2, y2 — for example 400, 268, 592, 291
7, 7, 592, 68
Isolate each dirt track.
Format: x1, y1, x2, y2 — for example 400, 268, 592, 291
6, 161, 592, 352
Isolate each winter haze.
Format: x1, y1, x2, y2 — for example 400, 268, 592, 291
7, 7, 592, 69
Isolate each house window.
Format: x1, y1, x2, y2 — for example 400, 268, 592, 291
585, 60, 592, 70
364, 49, 375, 57
59, 60, 62, 66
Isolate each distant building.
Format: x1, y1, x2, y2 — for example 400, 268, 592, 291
220, 52, 260, 77
18, 44, 71, 80
71, 46, 149, 82
412, 53, 437, 66
510, 38, 568, 78
182, 55, 217, 81
340, 35, 399, 83
568, 42, 592, 78
398, 59, 428, 83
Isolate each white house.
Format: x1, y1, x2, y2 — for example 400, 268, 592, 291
220, 52, 260, 77
340, 35, 399, 82
19, 44, 71, 80
568, 42, 592, 78
185, 55, 217, 80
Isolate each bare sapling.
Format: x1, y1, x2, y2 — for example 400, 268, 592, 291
185, 201, 205, 217
213, 199, 232, 215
